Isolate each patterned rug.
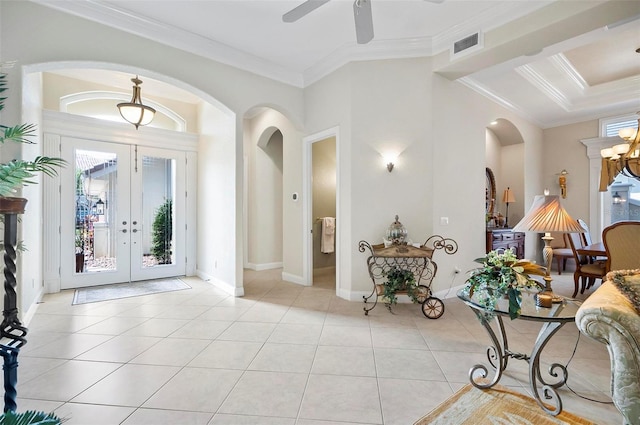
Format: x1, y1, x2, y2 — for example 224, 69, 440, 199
72, 278, 191, 305
414, 383, 595, 425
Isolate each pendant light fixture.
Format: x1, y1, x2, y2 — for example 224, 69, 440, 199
117, 76, 155, 129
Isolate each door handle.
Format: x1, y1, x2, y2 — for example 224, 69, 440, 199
121, 229, 128, 233
132, 229, 138, 233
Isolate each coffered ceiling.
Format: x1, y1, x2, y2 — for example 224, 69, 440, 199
35, 0, 640, 128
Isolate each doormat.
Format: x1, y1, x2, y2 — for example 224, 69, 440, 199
414, 383, 596, 425
72, 278, 191, 305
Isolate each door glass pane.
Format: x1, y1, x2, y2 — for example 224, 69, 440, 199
75, 150, 118, 273
142, 156, 175, 268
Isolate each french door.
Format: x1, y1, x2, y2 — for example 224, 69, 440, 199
60, 138, 186, 289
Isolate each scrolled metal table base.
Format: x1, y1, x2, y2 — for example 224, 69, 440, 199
468, 311, 568, 416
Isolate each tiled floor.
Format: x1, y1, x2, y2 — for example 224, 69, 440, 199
17, 266, 621, 424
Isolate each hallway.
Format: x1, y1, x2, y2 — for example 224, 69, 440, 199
19, 269, 619, 424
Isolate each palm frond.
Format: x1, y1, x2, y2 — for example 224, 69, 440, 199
0, 161, 36, 196
0, 409, 62, 424
24, 156, 67, 177
1, 124, 37, 145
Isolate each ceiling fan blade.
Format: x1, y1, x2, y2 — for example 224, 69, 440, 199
283, 0, 331, 23
353, 0, 374, 44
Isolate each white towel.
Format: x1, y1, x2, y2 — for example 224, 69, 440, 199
321, 217, 335, 254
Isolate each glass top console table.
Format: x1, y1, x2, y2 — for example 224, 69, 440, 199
458, 289, 582, 416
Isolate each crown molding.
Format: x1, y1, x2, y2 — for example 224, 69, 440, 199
458, 76, 543, 128
517, 55, 640, 115
32, 0, 305, 87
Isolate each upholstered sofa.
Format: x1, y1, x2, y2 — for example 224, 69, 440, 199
576, 269, 640, 425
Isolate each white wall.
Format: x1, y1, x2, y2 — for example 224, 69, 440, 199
246, 122, 284, 268
431, 73, 545, 290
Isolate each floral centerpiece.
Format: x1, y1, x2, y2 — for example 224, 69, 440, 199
463, 250, 546, 319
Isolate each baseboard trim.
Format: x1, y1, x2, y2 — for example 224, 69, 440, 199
246, 262, 283, 271
282, 272, 308, 286
196, 270, 244, 296
22, 288, 44, 327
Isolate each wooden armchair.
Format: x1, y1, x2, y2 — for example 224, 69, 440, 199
551, 233, 573, 275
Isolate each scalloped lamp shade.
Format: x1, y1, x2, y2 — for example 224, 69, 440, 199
513, 195, 583, 233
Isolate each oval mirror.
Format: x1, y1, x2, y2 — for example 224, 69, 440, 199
486, 167, 496, 218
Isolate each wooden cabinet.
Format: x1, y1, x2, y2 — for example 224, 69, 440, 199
486, 229, 525, 258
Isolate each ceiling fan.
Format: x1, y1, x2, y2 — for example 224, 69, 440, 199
282, 0, 445, 44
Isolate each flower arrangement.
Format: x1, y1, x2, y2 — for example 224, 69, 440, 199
464, 249, 546, 319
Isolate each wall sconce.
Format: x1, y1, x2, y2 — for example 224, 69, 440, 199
382, 153, 397, 173
557, 169, 568, 198
117, 76, 156, 129
95, 198, 105, 215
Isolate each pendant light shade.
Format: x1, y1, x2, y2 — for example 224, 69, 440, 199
117, 76, 155, 129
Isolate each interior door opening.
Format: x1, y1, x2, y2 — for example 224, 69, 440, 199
311, 136, 337, 289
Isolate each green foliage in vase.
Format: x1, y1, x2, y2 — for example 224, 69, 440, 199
464, 249, 546, 319
0, 410, 63, 425
382, 267, 420, 306
151, 198, 173, 264
0, 72, 65, 197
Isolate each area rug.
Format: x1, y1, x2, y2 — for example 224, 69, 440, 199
414, 383, 595, 425
72, 278, 191, 305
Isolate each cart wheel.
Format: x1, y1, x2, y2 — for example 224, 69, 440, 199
422, 297, 444, 319
414, 285, 430, 303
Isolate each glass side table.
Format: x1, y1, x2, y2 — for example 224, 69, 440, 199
457, 289, 582, 416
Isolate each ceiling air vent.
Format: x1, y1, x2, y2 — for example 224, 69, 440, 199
450, 31, 484, 60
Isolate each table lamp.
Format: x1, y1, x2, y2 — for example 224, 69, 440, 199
502, 187, 515, 228
512, 193, 584, 302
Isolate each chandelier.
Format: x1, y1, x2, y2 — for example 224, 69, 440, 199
117, 76, 156, 129
599, 111, 640, 190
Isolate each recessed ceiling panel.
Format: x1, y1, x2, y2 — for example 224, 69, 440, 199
563, 27, 640, 86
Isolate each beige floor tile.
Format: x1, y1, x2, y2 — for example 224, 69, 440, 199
167, 319, 232, 339
75, 335, 162, 363
54, 402, 135, 424
72, 363, 180, 406
311, 345, 376, 377
374, 347, 447, 381
267, 323, 323, 345
18, 360, 121, 401
188, 340, 263, 369
319, 325, 372, 347
299, 374, 382, 424
23, 333, 114, 359
219, 370, 307, 418
122, 408, 213, 425
143, 368, 242, 412
209, 414, 295, 424
130, 338, 210, 366
378, 378, 453, 425
123, 317, 191, 337
248, 343, 316, 373
217, 321, 276, 342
